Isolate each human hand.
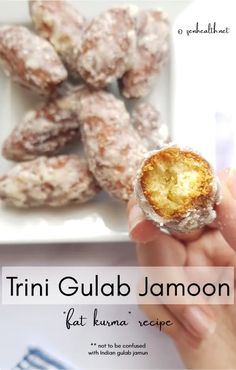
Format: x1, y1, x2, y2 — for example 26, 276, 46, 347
128, 169, 236, 369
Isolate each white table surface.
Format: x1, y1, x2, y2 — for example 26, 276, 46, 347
0, 242, 184, 369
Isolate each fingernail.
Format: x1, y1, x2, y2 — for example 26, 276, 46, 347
128, 204, 144, 234
226, 168, 236, 199
184, 307, 216, 338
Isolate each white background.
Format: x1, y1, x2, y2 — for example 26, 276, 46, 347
0, 0, 235, 368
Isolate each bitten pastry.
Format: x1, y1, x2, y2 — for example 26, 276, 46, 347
2, 87, 86, 161
0, 155, 99, 208
0, 25, 67, 95
120, 9, 169, 98
135, 146, 221, 232
131, 102, 169, 150
29, 0, 86, 77
77, 6, 137, 88
78, 90, 146, 201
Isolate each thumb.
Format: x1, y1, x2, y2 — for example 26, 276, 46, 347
216, 169, 236, 250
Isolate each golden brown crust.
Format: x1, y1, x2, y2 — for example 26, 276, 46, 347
140, 147, 214, 220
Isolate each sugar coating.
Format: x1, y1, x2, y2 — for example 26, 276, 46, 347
0, 155, 99, 208
77, 6, 137, 88
131, 102, 169, 150
2, 86, 87, 161
29, 0, 86, 77
135, 146, 221, 233
0, 25, 67, 95
79, 90, 146, 201
120, 9, 169, 98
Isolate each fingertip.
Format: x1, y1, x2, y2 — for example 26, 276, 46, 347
217, 168, 236, 200
128, 199, 162, 243
128, 202, 145, 229
130, 219, 161, 243
218, 168, 230, 181
214, 170, 236, 249
127, 194, 137, 212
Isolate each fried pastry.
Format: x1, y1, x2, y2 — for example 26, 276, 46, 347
2, 87, 86, 161
78, 90, 146, 201
0, 155, 99, 208
0, 25, 67, 95
131, 102, 169, 150
120, 9, 169, 98
135, 146, 221, 232
77, 6, 137, 88
29, 0, 86, 77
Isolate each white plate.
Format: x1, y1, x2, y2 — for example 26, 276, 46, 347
0, 0, 190, 244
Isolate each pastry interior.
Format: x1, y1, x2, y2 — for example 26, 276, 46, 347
140, 147, 214, 219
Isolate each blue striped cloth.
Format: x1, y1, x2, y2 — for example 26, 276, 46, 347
14, 348, 68, 370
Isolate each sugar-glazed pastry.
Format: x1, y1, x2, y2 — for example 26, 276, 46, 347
120, 9, 169, 98
135, 145, 221, 232
0, 155, 99, 208
78, 89, 146, 201
131, 102, 169, 150
77, 6, 137, 88
2, 87, 86, 161
29, 0, 86, 77
0, 25, 67, 95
